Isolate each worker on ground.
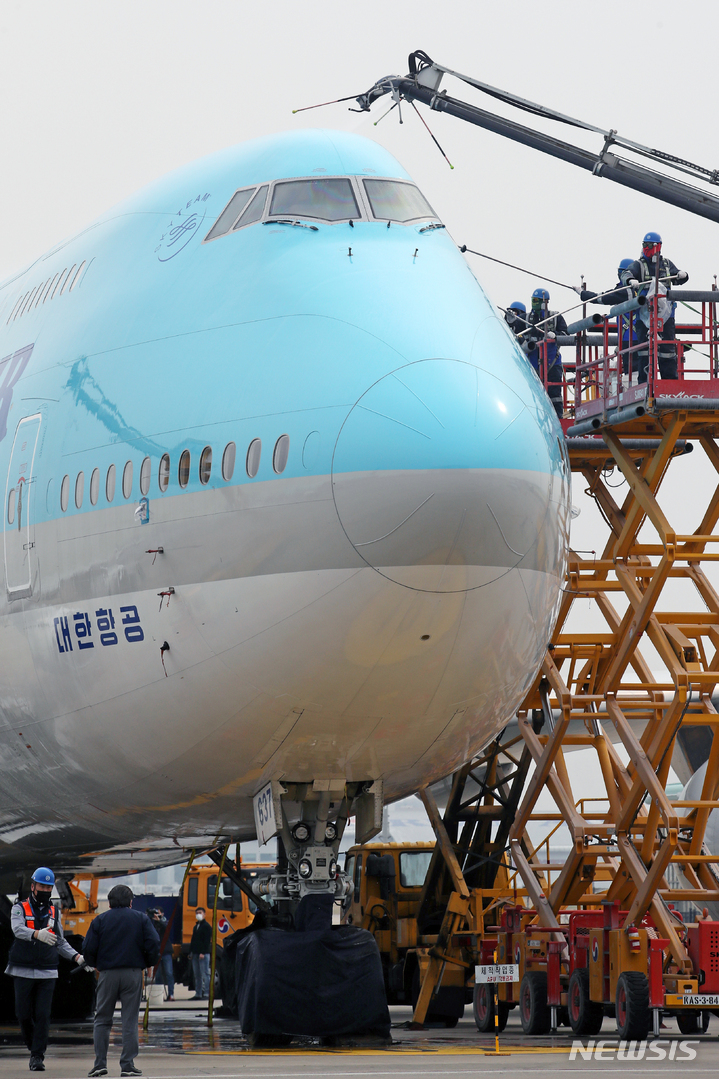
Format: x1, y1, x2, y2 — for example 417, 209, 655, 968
148, 909, 174, 1002
526, 288, 567, 418
575, 259, 640, 376
190, 907, 212, 1000
83, 884, 160, 1079
620, 232, 689, 381
5, 867, 89, 1072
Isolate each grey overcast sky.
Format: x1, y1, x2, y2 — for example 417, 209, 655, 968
0, 0, 714, 836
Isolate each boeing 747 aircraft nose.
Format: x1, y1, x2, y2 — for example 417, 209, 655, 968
332, 355, 563, 593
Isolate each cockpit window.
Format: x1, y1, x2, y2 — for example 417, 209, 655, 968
269, 178, 360, 222
205, 188, 256, 241
233, 185, 268, 229
363, 179, 437, 223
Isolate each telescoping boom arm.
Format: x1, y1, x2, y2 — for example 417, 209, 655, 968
355, 51, 719, 224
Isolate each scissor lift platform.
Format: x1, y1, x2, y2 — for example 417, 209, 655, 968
412, 287, 719, 1037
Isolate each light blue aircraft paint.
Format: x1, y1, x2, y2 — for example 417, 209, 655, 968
0, 129, 569, 887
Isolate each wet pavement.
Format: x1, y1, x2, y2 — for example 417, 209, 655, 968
0, 989, 718, 1077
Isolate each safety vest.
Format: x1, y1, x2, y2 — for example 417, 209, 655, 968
7, 901, 60, 970
529, 311, 562, 367
636, 255, 672, 287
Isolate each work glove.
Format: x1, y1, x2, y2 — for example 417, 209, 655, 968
75, 956, 95, 971
36, 928, 57, 946
545, 331, 556, 341
571, 284, 583, 295
677, 270, 689, 284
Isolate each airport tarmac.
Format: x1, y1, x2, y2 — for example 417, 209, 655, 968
0, 992, 717, 1079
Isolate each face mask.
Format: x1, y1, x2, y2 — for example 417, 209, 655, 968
32, 890, 51, 911
196, 913, 204, 921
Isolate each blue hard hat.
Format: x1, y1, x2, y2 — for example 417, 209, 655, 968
508, 300, 526, 313
532, 287, 550, 302
618, 258, 633, 273
642, 231, 662, 246
31, 867, 55, 886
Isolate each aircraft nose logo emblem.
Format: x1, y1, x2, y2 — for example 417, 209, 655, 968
155, 192, 210, 261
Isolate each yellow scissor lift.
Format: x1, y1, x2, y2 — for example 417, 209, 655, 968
412, 286, 719, 1040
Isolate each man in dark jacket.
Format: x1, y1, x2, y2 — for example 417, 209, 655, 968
620, 232, 689, 381
190, 907, 212, 1000
526, 288, 568, 418
5, 867, 89, 1072
147, 909, 174, 1001
83, 885, 160, 1078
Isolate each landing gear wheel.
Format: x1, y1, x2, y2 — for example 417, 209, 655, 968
472, 984, 509, 1033
676, 1009, 710, 1034
615, 972, 650, 1041
519, 971, 550, 1035
568, 968, 603, 1036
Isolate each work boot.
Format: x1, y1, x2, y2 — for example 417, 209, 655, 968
120, 1067, 142, 1077
29, 1056, 45, 1072
88, 1069, 108, 1077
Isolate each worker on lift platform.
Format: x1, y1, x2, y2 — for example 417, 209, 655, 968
577, 259, 639, 375
620, 232, 689, 381
527, 288, 567, 418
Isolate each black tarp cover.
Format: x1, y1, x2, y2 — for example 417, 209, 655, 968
233, 905, 390, 1037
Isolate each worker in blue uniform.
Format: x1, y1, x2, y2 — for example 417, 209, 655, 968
620, 232, 689, 381
504, 299, 528, 338
577, 259, 640, 376
5, 867, 89, 1072
526, 288, 567, 418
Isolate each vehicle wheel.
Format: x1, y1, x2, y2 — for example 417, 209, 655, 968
615, 972, 650, 1041
568, 968, 603, 1036
519, 971, 550, 1035
676, 1009, 710, 1034
473, 984, 509, 1032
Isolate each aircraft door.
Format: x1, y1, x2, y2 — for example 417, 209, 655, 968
4, 413, 42, 598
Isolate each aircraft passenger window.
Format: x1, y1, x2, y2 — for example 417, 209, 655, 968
60, 475, 69, 512
273, 434, 290, 474
158, 454, 170, 492
221, 442, 236, 481
363, 179, 437, 223
69, 261, 86, 291
199, 446, 212, 485
52, 271, 67, 300
20, 288, 38, 318
178, 450, 190, 489
233, 185, 268, 229
7, 487, 15, 525
204, 188, 255, 242
43, 275, 59, 303
140, 456, 151, 496
246, 439, 261, 478
75, 472, 84, 509
122, 461, 133, 499
269, 178, 360, 222
61, 265, 77, 296
90, 468, 99, 506
106, 464, 116, 502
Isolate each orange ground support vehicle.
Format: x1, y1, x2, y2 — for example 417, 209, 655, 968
342, 842, 468, 1026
